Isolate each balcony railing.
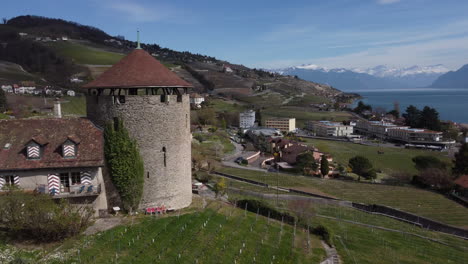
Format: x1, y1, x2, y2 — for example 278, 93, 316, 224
35, 184, 102, 198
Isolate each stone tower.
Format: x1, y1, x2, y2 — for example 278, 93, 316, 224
83, 48, 192, 210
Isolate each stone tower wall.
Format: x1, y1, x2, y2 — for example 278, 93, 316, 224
86, 94, 192, 210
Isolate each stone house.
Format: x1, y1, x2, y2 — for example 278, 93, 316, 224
0, 118, 108, 216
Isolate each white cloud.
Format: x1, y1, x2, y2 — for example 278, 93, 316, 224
377, 0, 401, 5
254, 35, 468, 70
102, 0, 191, 23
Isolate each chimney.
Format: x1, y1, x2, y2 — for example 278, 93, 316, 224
53, 98, 62, 118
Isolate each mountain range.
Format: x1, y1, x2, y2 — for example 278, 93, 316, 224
271, 64, 457, 91
430, 64, 468, 88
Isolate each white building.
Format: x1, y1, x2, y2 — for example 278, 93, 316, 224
67, 90, 76, 97
189, 93, 205, 108
239, 110, 256, 129
387, 128, 442, 143
70, 77, 84, 83
307, 121, 354, 137
265, 118, 296, 132
1, 85, 13, 93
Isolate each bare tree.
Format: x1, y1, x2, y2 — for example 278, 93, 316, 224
2, 18, 7, 24
393, 101, 400, 115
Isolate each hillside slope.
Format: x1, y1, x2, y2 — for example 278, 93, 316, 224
0, 15, 351, 105
430, 64, 468, 88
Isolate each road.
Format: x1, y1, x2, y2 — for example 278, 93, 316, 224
222, 139, 269, 172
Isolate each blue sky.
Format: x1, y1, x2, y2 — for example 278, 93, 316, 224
3, 0, 468, 70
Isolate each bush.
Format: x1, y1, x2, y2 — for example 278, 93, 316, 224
235, 199, 296, 224
195, 171, 212, 183
240, 159, 248, 165
312, 225, 332, 246
0, 189, 93, 242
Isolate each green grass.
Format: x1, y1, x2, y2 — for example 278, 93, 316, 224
227, 190, 468, 264
209, 98, 248, 113
218, 167, 468, 227
0, 113, 9, 119
34, 205, 323, 264
303, 138, 450, 175
193, 130, 235, 155
285, 95, 331, 106
262, 107, 352, 127
48, 42, 124, 65
61, 96, 86, 116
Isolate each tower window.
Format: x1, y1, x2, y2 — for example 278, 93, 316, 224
161, 94, 167, 102
118, 95, 126, 104
162, 147, 167, 167
177, 95, 182, 102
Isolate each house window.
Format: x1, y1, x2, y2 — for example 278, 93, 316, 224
60, 173, 70, 193
58, 172, 83, 193
26, 142, 41, 159
63, 141, 76, 158
71, 172, 81, 185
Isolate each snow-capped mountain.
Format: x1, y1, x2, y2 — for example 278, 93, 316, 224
271, 64, 449, 91
352, 64, 449, 78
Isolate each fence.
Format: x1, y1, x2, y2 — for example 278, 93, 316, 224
352, 203, 468, 239
214, 170, 468, 239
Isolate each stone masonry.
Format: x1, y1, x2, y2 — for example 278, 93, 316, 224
86, 94, 192, 210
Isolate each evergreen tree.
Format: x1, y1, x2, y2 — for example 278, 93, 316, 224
403, 105, 421, 127
419, 106, 441, 131
0, 89, 7, 112
296, 152, 318, 175
320, 155, 330, 177
348, 156, 373, 181
453, 143, 468, 176
104, 119, 144, 212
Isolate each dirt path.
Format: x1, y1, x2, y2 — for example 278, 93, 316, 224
84, 217, 126, 235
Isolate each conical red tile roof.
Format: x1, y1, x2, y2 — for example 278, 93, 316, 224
84, 49, 192, 88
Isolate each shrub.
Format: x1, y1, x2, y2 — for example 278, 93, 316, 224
195, 171, 212, 183
235, 199, 295, 224
312, 225, 332, 246
0, 189, 93, 242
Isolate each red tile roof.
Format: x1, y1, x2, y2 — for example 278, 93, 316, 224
281, 144, 313, 165
454, 175, 468, 189
0, 118, 104, 171
83, 49, 192, 89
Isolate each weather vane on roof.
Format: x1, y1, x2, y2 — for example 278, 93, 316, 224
136, 30, 141, 49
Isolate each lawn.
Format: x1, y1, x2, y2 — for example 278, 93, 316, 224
48, 41, 125, 65
217, 167, 468, 227
303, 138, 451, 175
61, 96, 86, 116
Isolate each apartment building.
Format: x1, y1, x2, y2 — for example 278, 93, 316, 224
265, 118, 296, 132
307, 121, 354, 137
239, 110, 256, 129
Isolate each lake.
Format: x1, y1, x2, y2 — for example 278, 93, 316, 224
351, 88, 468, 124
